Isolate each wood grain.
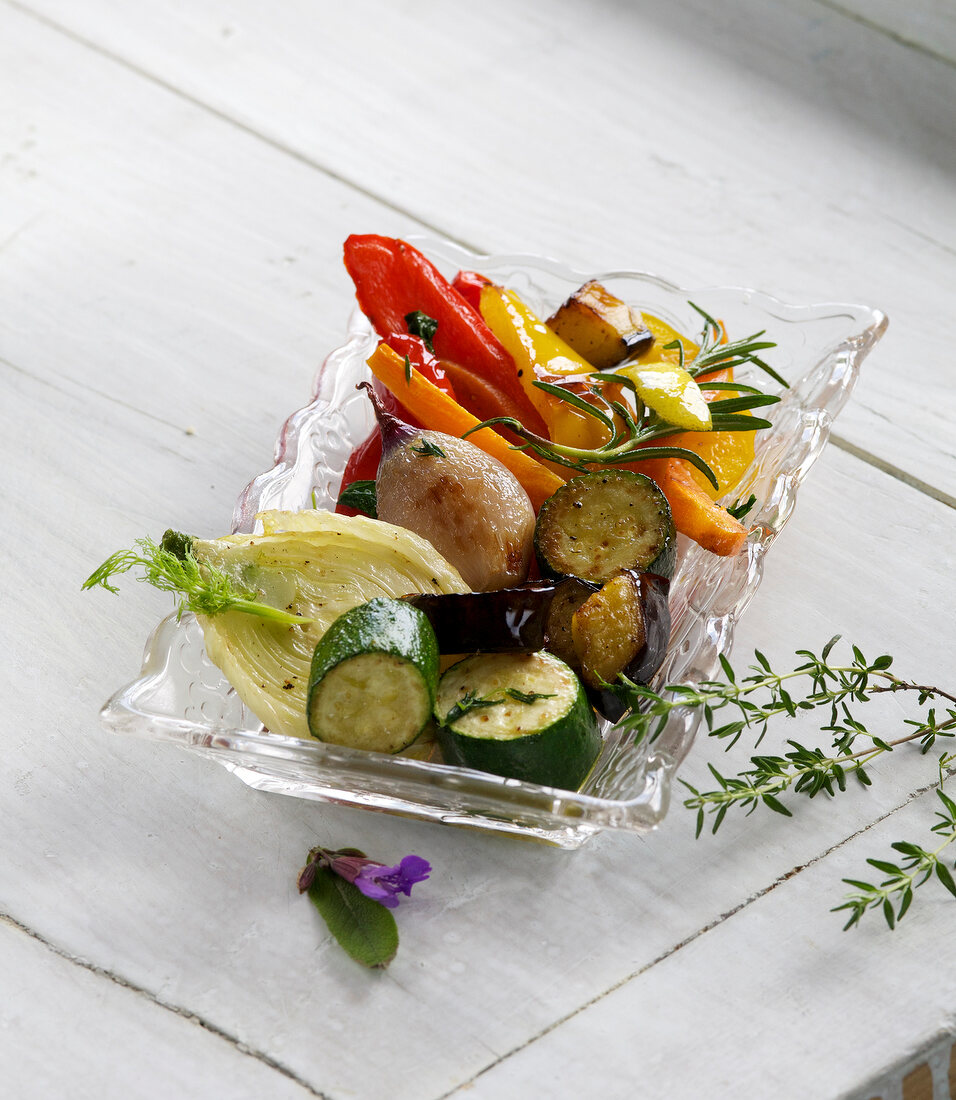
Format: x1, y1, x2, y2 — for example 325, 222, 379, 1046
2, 2, 956, 1097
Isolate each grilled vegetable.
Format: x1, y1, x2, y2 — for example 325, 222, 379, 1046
83, 509, 467, 742
617, 361, 712, 432
406, 568, 669, 722
366, 342, 567, 511
307, 598, 439, 752
435, 652, 600, 789
570, 569, 670, 721
547, 280, 654, 369
534, 469, 677, 583
343, 234, 547, 435
478, 284, 611, 450
366, 383, 536, 591
406, 577, 596, 654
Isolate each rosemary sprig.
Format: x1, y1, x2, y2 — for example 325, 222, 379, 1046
611, 638, 956, 929
465, 302, 784, 485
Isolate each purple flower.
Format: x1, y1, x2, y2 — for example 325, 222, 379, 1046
298, 847, 430, 909
354, 856, 432, 909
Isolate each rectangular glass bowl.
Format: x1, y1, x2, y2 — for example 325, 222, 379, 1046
100, 239, 887, 847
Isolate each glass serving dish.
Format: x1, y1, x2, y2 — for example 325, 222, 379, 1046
100, 239, 887, 848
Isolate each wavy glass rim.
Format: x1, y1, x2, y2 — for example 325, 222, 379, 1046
100, 240, 888, 847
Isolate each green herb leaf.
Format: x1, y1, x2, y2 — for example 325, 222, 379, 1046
410, 438, 447, 458
307, 866, 398, 969
82, 534, 310, 625
404, 311, 438, 353
505, 688, 557, 705
727, 494, 757, 521
337, 479, 378, 518
443, 690, 503, 725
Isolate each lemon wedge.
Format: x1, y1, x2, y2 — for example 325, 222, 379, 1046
618, 361, 712, 431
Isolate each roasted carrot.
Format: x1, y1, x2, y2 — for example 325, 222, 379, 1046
367, 344, 566, 511
639, 457, 749, 557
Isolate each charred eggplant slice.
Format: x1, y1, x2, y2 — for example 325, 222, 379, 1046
534, 469, 677, 583
405, 578, 596, 655
547, 280, 654, 369
571, 569, 670, 722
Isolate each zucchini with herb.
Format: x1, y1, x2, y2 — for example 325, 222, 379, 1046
435, 652, 600, 790
534, 469, 677, 583
308, 598, 439, 753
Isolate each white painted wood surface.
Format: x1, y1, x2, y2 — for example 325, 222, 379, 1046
2, 1, 954, 1097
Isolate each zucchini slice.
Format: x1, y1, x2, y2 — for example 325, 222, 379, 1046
534, 469, 676, 583
307, 598, 439, 753
435, 652, 600, 790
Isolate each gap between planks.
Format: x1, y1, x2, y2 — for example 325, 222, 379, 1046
0, 911, 330, 1100
814, 0, 956, 72
3, 0, 473, 256
830, 434, 956, 511
438, 773, 956, 1100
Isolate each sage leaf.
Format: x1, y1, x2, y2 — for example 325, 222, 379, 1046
308, 866, 398, 968
337, 480, 378, 518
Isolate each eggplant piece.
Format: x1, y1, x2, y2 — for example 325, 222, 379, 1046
571, 570, 670, 722
405, 578, 596, 655
406, 570, 670, 724
547, 281, 654, 370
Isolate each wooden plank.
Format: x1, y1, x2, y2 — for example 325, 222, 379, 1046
2, 7, 956, 1098
10, 0, 956, 500
0, 917, 314, 1099
441, 784, 956, 1100
4, 368, 955, 1097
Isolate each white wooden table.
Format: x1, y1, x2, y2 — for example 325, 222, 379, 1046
4, 2, 955, 1096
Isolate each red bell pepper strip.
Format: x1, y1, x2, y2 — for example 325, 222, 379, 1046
451, 269, 490, 313
343, 235, 548, 437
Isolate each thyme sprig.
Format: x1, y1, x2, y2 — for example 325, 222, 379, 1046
832, 774, 956, 929
464, 304, 784, 485
611, 638, 956, 929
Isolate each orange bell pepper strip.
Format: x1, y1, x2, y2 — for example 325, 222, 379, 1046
366, 344, 566, 511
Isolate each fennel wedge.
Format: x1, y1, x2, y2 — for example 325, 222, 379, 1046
88, 510, 468, 741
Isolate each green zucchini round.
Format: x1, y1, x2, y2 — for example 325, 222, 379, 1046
307, 597, 439, 753
435, 652, 600, 790
534, 469, 676, 582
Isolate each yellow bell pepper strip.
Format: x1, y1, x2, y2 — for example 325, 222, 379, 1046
641, 312, 699, 365
478, 285, 611, 450
366, 343, 567, 511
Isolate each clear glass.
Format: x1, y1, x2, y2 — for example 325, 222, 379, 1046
100, 240, 887, 847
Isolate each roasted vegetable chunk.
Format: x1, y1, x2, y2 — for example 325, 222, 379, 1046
547, 280, 654, 369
